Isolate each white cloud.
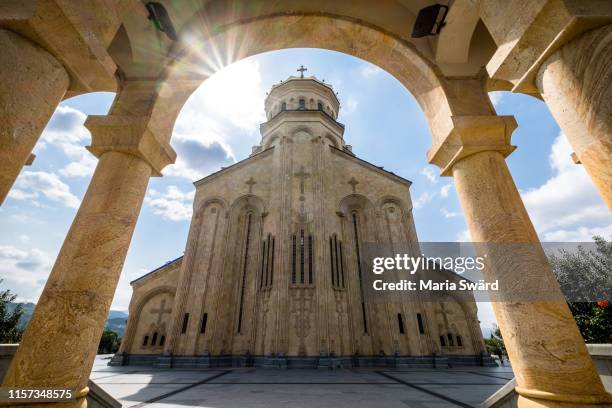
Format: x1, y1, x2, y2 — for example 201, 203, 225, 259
0, 245, 53, 303
38, 104, 97, 178
169, 59, 266, 180
456, 229, 471, 242
165, 137, 235, 180
342, 97, 359, 115
488, 91, 505, 107
40, 105, 90, 145
420, 166, 438, 184
439, 183, 452, 198
360, 65, 383, 78
145, 185, 195, 221
9, 171, 80, 209
58, 143, 97, 178
441, 208, 460, 218
413, 191, 435, 209
521, 134, 612, 241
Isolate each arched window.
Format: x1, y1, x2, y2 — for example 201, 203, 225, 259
456, 335, 463, 347
440, 336, 446, 347
299, 99, 306, 110
397, 313, 405, 334
447, 333, 454, 346
151, 332, 158, 346
416, 313, 425, 334
281, 102, 287, 111
317, 102, 323, 110
159, 335, 166, 346
143, 335, 149, 346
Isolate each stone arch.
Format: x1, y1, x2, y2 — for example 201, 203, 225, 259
195, 196, 228, 218
123, 286, 176, 353
145, 13, 493, 151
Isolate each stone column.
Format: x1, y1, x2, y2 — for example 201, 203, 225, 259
0, 29, 69, 205
2, 115, 175, 408
537, 24, 612, 209
429, 115, 611, 407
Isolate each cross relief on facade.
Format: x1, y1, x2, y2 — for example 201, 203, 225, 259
150, 298, 172, 325
294, 166, 310, 195
348, 177, 359, 193
245, 177, 256, 194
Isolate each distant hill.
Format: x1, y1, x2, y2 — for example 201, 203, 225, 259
8, 302, 128, 337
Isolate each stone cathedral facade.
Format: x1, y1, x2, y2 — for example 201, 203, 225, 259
115, 73, 488, 368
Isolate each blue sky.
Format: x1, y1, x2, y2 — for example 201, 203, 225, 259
1, 48, 610, 331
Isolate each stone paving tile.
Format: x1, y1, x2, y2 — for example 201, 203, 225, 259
411, 383, 503, 406
383, 370, 508, 385
145, 383, 447, 408
90, 357, 515, 407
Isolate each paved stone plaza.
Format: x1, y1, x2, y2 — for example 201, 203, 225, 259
92, 356, 514, 407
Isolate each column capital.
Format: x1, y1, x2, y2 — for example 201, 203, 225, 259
84, 115, 176, 176
427, 115, 517, 176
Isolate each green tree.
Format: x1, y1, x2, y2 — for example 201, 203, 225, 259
0, 282, 24, 343
98, 330, 121, 354
484, 324, 506, 360
548, 236, 612, 343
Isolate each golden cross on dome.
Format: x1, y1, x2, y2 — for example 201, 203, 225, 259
297, 65, 308, 78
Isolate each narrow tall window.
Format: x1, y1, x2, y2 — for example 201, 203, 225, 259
299, 229, 305, 284
281, 102, 287, 111
299, 99, 306, 110
260, 239, 267, 289
308, 235, 313, 284
237, 213, 252, 333
440, 336, 446, 347
200, 313, 208, 334
159, 335, 165, 346
152, 332, 158, 346
317, 102, 323, 110
416, 313, 425, 334
292, 234, 297, 284
143, 335, 149, 346
329, 237, 335, 286
352, 212, 368, 333
339, 242, 345, 288
397, 313, 405, 334
447, 333, 454, 346
265, 234, 271, 286
456, 335, 463, 347
334, 235, 340, 288
269, 237, 275, 286
181, 313, 189, 334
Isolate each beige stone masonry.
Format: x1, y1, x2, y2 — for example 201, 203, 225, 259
2, 151, 154, 408
427, 115, 517, 176
431, 116, 611, 407
482, 0, 612, 93
537, 24, 612, 209
0, 28, 68, 205
85, 115, 177, 177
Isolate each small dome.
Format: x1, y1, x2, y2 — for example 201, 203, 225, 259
264, 68, 341, 120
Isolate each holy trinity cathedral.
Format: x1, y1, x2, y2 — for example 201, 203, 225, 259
113, 69, 488, 368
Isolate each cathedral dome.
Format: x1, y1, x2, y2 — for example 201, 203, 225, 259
264, 67, 341, 121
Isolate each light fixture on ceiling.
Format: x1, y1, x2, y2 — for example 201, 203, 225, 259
411, 4, 449, 38
146, 2, 178, 41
